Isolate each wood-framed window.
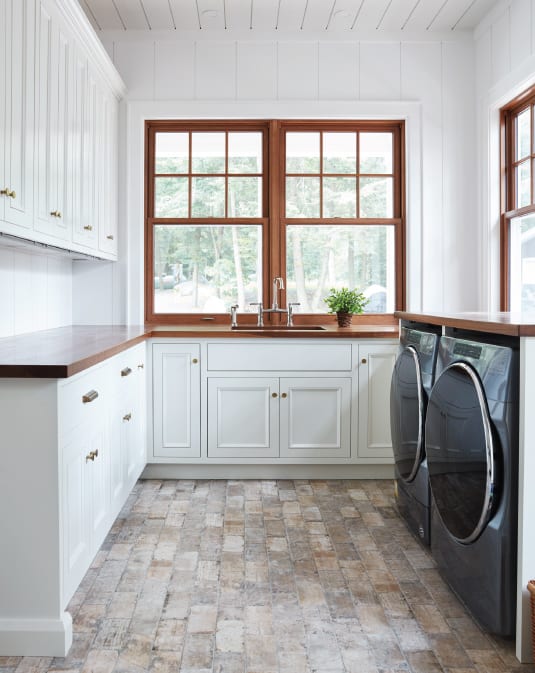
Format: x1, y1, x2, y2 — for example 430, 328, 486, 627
501, 87, 535, 311
145, 119, 405, 325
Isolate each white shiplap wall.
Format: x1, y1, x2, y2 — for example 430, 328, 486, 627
474, 0, 535, 311
97, 31, 477, 317
0, 249, 72, 337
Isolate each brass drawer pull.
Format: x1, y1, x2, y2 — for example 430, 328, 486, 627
121, 367, 132, 377
83, 225, 93, 231
123, 413, 132, 422
82, 390, 98, 404
137, 363, 144, 369
1, 188, 16, 198
86, 449, 98, 462
106, 234, 114, 240
50, 210, 62, 218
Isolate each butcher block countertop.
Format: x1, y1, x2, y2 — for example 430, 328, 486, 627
0, 322, 398, 378
395, 311, 535, 337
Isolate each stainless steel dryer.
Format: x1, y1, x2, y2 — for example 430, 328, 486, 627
425, 332, 519, 636
390, 321, 442, 545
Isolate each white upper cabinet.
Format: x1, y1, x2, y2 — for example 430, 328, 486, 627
1, 0, 34, 232
0, 0, 125, 259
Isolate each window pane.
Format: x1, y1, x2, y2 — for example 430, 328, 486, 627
516, 161, 531, 208
153, 225, 262, 313
323, 177, 356, 217
154, 177, 188, 217
155, 133, 189, 174
323, 133, 356, 173
286, 225, 396, 313
360, 133, 393, 173
192, 177, 225, 217
509, 214, 535, 311
360, 177, 393, 217
286, 177, 320, 217
286, 133, 320, 173
228, 177, 262, 217
517, 108, 531, 160
228, 133, 262, 173
192, 133, 225, 173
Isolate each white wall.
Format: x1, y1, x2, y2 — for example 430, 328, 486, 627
96, 30, 477, 319
475, 0, 535, 310
0, 249, 72, 338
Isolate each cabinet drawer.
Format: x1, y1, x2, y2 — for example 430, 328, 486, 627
59, 364, 110, 437
207, 343, 352, 371
110, 342, 146, 396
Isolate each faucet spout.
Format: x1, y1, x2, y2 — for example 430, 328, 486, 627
272, 277, 285, 310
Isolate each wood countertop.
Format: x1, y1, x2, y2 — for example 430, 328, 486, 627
0, 322, 399, 378
395, 311, 535, 336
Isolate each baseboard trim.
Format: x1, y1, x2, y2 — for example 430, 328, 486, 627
0, 613, 72, 656
142, 463, 395, 480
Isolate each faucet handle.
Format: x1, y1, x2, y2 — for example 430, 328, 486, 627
287, 302, 300, 326
230, 304, 239, 328
249, 302, 264, 327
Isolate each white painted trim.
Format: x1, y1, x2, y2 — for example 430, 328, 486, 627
125, 99, 422, 323
142, 462, 395, 480
54, 0, 126, 97
0, 614, 72, 657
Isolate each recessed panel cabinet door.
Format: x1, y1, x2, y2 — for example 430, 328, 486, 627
358, 344, 397, 458
279, 377, 351, 458
152, 343, 201, 458
2, 0, 34, 230
207, 377, 279, 458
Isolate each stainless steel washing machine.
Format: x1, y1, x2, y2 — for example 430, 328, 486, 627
390, 321, 442, 545
425, 332, 519, 635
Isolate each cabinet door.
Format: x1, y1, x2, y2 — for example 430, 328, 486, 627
152, 343, 201, 458
279, 377, 351, 459
2, 0, 34, 230
109, 403, 127, 516
358, 344, 397, 458
87, 424, 110, 555
34, 0, 70, 240
98, 91, 118, 256
207, 377, 279, 458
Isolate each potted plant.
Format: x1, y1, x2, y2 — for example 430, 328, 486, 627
324, 287, 369, 327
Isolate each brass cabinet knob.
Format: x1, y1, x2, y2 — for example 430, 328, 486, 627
272, 392, 278, 398
82, 389, 99, 404
137, 363, 144, 369
123, 412, 132, 421
192, 358, 198, 364
1, 188, 16, 198
9, 190, 16, 198
361, 358, 367, 364
85, 449, 98, 462
50, 210, 61, 218
83, 225, 93, 231
281, 392, 288, 399
121, 367, 132, 377
106, 234, 114, 240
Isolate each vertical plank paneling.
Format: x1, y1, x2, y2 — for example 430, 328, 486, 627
30, 255, 47, 331
401, 41, 442, 311
195, 41, 236, 99
0, 249, 15, 337
491, 9, 510, 85
72, 261, 114, 324
237, 42, 277, 99
318, 42, 358, 100
510, 0, 531, 71
360, 42, 401, 100
47, 257, 72, 329
442, 39, 477, 311
13, 252, 33, 335
155, 42, 195, 100
114, 41, 154, 100
278, 42, 318, 99
475, 27, 492, 95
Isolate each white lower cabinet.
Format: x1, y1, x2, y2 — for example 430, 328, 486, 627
280, 377, 351, 458
207, 377, 279, 458
357, 343, 397, 458
152, 343, 201, 459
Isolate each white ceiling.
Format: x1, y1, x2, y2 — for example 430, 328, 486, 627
79, 0, 498, 33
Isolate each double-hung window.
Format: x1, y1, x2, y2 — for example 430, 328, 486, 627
502, 89, 535, 310
145, 120, 405, 324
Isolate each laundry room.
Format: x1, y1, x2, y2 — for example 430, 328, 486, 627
1, 0, 535, 671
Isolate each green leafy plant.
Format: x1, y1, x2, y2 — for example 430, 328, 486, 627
324, 287, 369, 315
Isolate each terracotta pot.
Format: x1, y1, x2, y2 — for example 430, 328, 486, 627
336, 312, 353, 327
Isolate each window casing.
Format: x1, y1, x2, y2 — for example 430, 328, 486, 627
501, 88, 535, 311
145, 119, 405, 324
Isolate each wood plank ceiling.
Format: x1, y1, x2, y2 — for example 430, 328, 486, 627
79, 0, 498, 32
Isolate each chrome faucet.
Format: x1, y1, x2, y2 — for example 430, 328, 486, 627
272, 277, 284, 310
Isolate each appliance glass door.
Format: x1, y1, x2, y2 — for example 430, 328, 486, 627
390, 345, 425, 482
425, 362, 495, 543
